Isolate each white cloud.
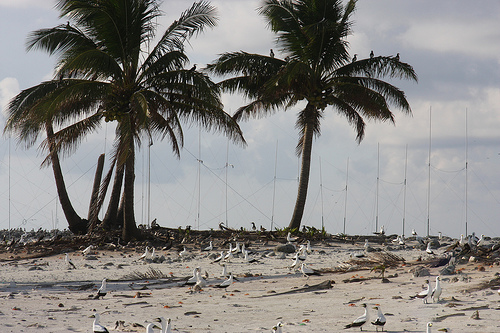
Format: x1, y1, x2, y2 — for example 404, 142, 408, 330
0, 77, 20, 118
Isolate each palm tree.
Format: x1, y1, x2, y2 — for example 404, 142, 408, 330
208, 0, 417, 231
4, 0, 244, 241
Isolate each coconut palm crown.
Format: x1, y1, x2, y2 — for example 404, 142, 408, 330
207, 0, 417, 230
4, 0, 244, 240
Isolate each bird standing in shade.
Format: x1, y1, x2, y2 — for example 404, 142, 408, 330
215, 273, 233, 289
92, 313, 109, 333
431, 276, 442, 303
371, 305, 386, 332
416, 279, 431, 304
345, 303, 369, 330
95, 278, 107, 299
65, 253, 76, 269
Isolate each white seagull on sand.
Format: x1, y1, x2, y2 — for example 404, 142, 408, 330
289, 256, 300, 270
287, 232, 297, 243
345, 303, 369, 330
186, 267, 199, 285
221, 263, 228, 278
154, 317, 172, 333
244, 250, 259, 263
416, 279, 431, 304
139, 247, 149, 260
65, 253, 76, 269
300, 263, 321, 278
194, 268, 207, 290
371, 305, 386, 332
212, 251, 224, 263
179, 247, 188, 258
426, 242, 435, 255
82, 245, 94, 256
272, 321, 283, 333
224, 246, 234, 262
92, 313, 109, 333
431, 276, 442, 303
203, 241, 213, 251
145, 323, 156, 333
215, 273, 233, 289
95, 278, 107, 299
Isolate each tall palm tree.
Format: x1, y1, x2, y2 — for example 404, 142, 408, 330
208, 0, 417, 231
4, 0, 244, 240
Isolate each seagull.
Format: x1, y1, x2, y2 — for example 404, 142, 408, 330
426, 242, 435, 255
459, 234, 466, 247
371, 305, 386, 332
154, 317, 172, 333
287, 232, 297, 243
426, 322, 433, 333
186, 267, 199, 285
145, 323, 156, 333
272, 321, 283, 333
150, 247, 157, 260
364, 239, 374, 253
203, 241, 213, 251
179, 247, 188, 258
289, 256, 300, 270
194, 268, 207, 290
221, 263, 228, 278
270, 49, 275, 58
95, 278, 107, 299
416, 279, 431, 304
189, 64, 197, 71
92, 313, 109, 333
212, 251, 224, 263
224, 246, 234, 262
139, 247, 149, 260
244, 250, 259, 263
300, 263, 321, 278
416, 235, 425, 245
345, 303, 369, 330
65, 253, 76, 269
477, 234, 485, 246
306, 240, 312, 253
232, 242, 241, 254
411, 229, 417, 236
215, 273, 233, 289
395, 53, 400, 61
431, 276, 442, 303
251, 222, 256, 231
370, 50, 374, 58
82, 245, 94, 256
352, 54, 357, 62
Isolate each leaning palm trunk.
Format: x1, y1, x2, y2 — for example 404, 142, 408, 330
289, 105, 316, 230
99, 162, 124, 230
46, 123, 88, 234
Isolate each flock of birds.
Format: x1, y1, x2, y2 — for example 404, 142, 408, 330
92, 314, 171, 333
58, 227, 499, 332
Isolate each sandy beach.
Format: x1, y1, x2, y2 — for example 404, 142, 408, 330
1, 233, 500, 333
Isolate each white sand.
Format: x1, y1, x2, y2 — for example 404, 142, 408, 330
1, 238, 499, 332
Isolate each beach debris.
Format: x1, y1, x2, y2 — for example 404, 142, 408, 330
256, 280, 333, 298
345, 303, 369, 330
470, 310, 480, 320
371, 305, 386, 332
275, 243, 296, 254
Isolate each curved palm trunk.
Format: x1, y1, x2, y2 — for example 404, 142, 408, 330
99, 162, 124, 230
288, 107, 316, 230
46, 123, 88, 234
122, 142, 140, 241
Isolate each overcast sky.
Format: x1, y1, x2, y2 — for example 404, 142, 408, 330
1, 0, 499, 238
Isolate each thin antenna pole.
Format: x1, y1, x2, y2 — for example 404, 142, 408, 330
197, 127, 201, 230
225, 139, 229, 227
343, 158, 349, 234
375, 143, 380, 233
403, 144, 408, 237
319, 156, 324, 231
427, 107, 432, 237
271, 140, 278, 231
465, 108, 468, 236
8, 136, 11, 238
147, 138, 152, 228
